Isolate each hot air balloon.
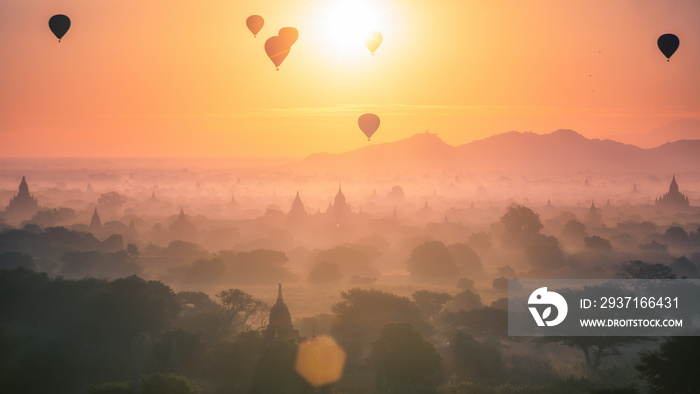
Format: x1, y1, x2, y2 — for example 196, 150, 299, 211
657, 33, 679, 61
279, 27, 299, 47
49, 14, 71, 42
365, 31, 382, 55
246, 15, 264, 38
265, 36, 290, 70
358, 113, 380, 141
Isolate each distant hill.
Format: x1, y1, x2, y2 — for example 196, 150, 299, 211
616, 119, 700, 148
298, 132, 458, 173
295, 129, 700, 174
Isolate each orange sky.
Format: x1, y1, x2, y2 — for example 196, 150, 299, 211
1, 0, 699, 157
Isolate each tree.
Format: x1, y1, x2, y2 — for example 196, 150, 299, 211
412, 290, 452, 321
177, 291, 219, 311
447, 289, 483, 312
467, 231, 492, 253
670, 256, 697, 278
206, 331, 265, 393
664, 226, 690, 247
561, 219, 587, 241
218, 249, 292, 284
250, 338, 312, 394
126, 244, 139, 258
179, 258, 226, 286
30, 207, 77, 227
176, 291, 227, 344
500, 204, 543, 248
636, 337, 700, 393
443, 330, 503, 381
442, 307, 508, 340
86, 275, 180, 345
331, 288, 431, 366
526, 235, 565, 271
406, 241, 458, 280
216, 289, 267, 333
308, 261, 343, 284
87, 382, 133, 394
140, 373, 201, 394
98, 191, 127, 212
387, 185, 405, 201
584, 236, 613, 251
447, 243, 483, 275
152, 328, 204, 375
616, 261, 676, 280
0, 251, 35, 270
310, 245, 378, 278
542, 336, 644, 370
370, 322, 442, 393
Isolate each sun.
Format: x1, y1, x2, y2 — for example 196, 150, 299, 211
324, 0, 378, 48
310, 0, 385, 55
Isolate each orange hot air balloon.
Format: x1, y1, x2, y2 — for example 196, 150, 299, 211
246, 15, 264, 37
279, 27, 299, 47
265, 36, 290, 70
365, 31, 382, 55
358, 113, 380, 141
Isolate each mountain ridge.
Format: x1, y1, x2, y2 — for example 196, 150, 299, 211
295, 129, 700, 174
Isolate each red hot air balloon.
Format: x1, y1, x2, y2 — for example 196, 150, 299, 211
246, 15, 264, 38
49, 14, 71, 42
358, 113, 380, 141
265, 36, 290, 70
657, 33, 679, 61
279, 27, 299, 47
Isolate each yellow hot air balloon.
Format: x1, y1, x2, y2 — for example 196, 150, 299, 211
358, 113, 380, 141
246, 15, 264, 38
364, 31, 382, 55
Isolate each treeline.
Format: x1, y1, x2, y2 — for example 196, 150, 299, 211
6, 267, 696, 393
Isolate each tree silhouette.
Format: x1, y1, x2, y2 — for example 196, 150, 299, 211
331, 288, 431, 367
443, 330, 503, 381
542, 336, 644, 369
216, 289, 267, 333
140, 372, 201, 394
412, 290, 452, 321
636, 337, 700, 393
406, 241, 458, 280
500, 204, 543, 248
616, 260, 676, 280
250, 338, 312, 394
206, 331, 265, 393
370, 322, 442, 393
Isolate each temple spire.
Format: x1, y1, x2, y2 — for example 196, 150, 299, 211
669, 174, 679, 193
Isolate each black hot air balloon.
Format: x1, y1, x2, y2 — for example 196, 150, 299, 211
657, 34, 679, 61
49, 14, 71, 42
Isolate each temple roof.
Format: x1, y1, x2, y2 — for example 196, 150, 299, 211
268, 283, 292, 330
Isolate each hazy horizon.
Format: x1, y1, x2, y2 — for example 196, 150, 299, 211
2, 1, 700, 393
